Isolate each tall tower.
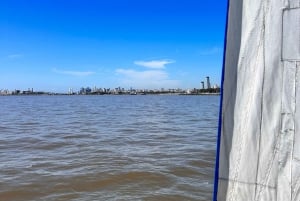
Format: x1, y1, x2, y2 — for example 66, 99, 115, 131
201, 81, 205, 89
206, 76, 211, 89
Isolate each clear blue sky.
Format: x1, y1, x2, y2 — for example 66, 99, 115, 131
0, 0, 227, 92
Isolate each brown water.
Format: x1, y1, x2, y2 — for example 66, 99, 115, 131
0, 95, 219, 201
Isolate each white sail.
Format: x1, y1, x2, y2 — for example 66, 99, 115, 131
215, 0, 300, 200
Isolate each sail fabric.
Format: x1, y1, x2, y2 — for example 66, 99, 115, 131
215, 0, 300, 200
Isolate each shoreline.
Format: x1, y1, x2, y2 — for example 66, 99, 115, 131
0, 93, 220, 96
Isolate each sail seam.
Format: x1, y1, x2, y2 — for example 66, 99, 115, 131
292, 62, 299, 200
229, 2, 266, 200
254, 0, 268, 199
219, 177, 276, 189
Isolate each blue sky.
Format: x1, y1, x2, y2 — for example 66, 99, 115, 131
0, 0, 227, 92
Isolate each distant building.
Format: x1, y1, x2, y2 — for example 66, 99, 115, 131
201, 81, 205, 89
206, 76, 211, 89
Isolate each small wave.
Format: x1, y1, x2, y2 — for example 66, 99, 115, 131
0, 189, 44, 201
144, 194, 199, 201
31, 141, 71, 150
168, 166, 202, 178
67, 171, 173, 192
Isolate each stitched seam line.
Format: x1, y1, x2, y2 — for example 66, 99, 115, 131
220, 177, 276, 189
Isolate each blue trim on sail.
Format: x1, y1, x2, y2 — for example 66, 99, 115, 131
212, 0, 230, 200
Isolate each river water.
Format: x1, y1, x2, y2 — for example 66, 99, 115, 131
0, 95, 219, 201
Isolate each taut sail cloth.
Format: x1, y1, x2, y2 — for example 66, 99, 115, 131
214, 0, 300, 200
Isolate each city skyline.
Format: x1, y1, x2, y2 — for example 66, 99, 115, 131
0, 75, 220, 95
0, 81, 220, 95
0, 0, 227, 92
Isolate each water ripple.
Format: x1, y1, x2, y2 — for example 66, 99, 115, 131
0, 95, 219, 200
